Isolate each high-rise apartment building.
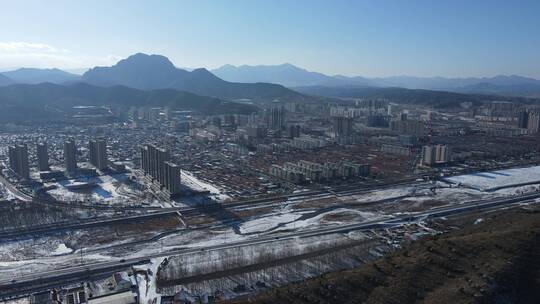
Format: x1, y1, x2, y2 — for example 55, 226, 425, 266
140, 144, 181, 196
421, 145, 435, 166
64, 140, 78, 173
331, 116, 354, 137
36, 142, 49, 171
422, 145, 451, 166
89, 139, 108, 170
269, 106, 286, 130
163, 161, 181, 195
389, 120, 426, 135
435, 144, 451, 163
527, 111, 540, 133
286, 125, 301, 139
517, 110, 529, 129
8, 144, 30, 179
156, 147, 169, 185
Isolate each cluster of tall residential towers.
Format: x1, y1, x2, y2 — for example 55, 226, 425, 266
7, 139, 109, 179
140, 144, 181, 197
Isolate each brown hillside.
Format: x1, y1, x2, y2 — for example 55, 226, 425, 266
230, 207, 540, 304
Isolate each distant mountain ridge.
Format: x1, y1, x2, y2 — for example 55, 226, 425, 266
1, 68, 80, 84
0, 74, 14, 86
294, 85, 540, 109
2, 57, 539, 99
212, 64, 540, 97
0, 82, 257, 123
212, 63, 359, 87
82, 53, 303, 102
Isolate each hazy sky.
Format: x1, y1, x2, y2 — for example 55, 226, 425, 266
1, 0, 539, 78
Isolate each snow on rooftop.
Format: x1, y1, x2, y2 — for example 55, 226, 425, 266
443, 165, 540, 191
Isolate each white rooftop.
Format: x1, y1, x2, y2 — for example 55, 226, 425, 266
444, 165, 540, 191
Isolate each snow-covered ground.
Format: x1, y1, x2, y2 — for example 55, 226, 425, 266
158, 232, 369, 281
134, 257, 164, 304
181, 170, 231, 201
4, 166, 540, 283
238, 211, 305, 234
279, 209, 385, 232
444, 165, 540, 191
44, 173, 157, 206
45, 174, 128, 201
0, 183, 15, 201
0, 237, 75, 262
51, 243, 73, 255
0, 297, 31, 304
0, 205, 381, 279
5, 177, 540, 276
342, 186, 415, 203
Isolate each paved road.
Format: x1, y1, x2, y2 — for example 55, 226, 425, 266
0, 174, 33, 202
0, 210, 180, 240
1, 191, 539, 297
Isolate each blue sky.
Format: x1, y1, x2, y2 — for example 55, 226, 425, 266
1, 0, 539, 78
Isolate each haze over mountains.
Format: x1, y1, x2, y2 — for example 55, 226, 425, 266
0, 53, 303, 103
0, 74, 15, 86
81, 53, 301, 101
212, 63, 354, 87
213, 63, 540, 97
0, 82, 258, 123
1, 53, 540, 100
1, 68, 80, 84
0, 53, 302, 123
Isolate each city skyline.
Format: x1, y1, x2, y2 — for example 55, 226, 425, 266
1, 0, 539, 78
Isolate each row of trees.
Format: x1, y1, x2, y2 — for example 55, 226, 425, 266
157, 241, 392, 299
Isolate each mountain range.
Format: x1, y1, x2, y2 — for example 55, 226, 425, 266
1, 53, 540, 111
212, 64, 540, 97
0, 74, 15, 86
0, 83, 257, 123
0, 54, 304, 103
1, 68, 80, 84
293, 86, 539, 109
212, 63, 352, 87
81, 53, 302, 102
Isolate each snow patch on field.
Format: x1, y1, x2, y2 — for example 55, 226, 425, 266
345, 186, 414, 203
44, 173, 151, 206
280, 208, 383, 231
0, 297, 31, 304
180, 229, 245, 248
0, 183, 15, 201
52, 243, 73, 255
239, 212, 304, 234
0, 259, 31, 267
